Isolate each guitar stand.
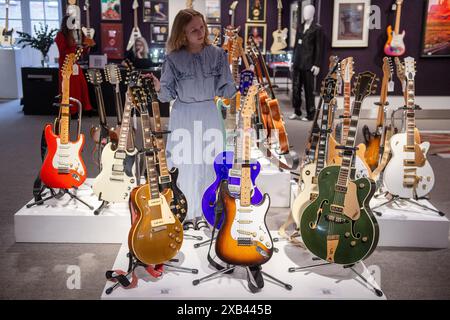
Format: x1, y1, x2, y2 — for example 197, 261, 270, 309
94, 200, 109, 215
372, 194, 445, 217
192, 264, 292, 293
105, 251, 199, 295
194, 236, 216, 249
288, 258, 383, 297
26, 186, 94, 210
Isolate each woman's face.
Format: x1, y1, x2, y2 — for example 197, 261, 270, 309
184, 16, 205, 46
135, 40, 144, 52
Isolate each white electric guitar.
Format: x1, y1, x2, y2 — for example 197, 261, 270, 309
383, 57, 435, 198
0, 0, 15, 46
270, 0, 288, 54
127, 0, 143, 51
81, 0, 95, 46
92, 92, 138, 203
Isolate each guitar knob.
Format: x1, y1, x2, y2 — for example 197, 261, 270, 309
168, 232, 174, 238
359, 183, 365, 189
169, 243, 176, 249
174, 226, 181, 232
344, 232, 350, 238
265, 242, 271, 248
350, 241, 356, 247
131, 179, 135, 183
175, 237, 182, 243
259, 236, 264, 241
362, 237, 368, 243
128, 187, 131, 190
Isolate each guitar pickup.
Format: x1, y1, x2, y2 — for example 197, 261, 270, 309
109, 177, 124, 182
335, 185, 348, 193
237, 237, 253, 246
404, 159, 417, 166
112, 164, 124, 172
228, 185, 241, 194
159, 175, 172, 184
403, 145, 415, 152
330, 205, 344, 215
114, 151, 126, 160
229, 169, 241, 177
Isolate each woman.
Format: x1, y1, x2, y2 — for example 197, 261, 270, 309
150, 9, 237, 229
124, 37, 155, 69
55, 15, 92, 115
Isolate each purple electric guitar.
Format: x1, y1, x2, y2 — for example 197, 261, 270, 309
202, 70, 263, 228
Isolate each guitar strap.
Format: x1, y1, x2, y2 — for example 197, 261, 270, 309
257, 142, 300, 172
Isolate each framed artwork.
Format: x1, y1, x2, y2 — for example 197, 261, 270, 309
205, 0, 221, 24
332, 0, 371, 47
208, 24, 222, 45
245, 23, 267, 53
101, 23, 124, 59
101, 0, 121, 21
247, 0, 266, 23
148, 0, 169, 23
421, 0, 450, 58
150, 24, 169, 44
143, 0, 152, 22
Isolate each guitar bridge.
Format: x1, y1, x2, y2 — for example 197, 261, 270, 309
237, 237, 253, 246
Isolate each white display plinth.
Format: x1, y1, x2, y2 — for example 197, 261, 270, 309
290, 183, 449, 249
0, 47, 23, 99
14, 179, 130, 243
101, 231, 385, 300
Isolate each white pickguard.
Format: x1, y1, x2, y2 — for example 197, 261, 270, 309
230, 195, 272, 249
92, 143, 138, 203
390, 32, 405, 48
51, 137, 85, 177
354, 155, 371, 180
383, 133, 435, 198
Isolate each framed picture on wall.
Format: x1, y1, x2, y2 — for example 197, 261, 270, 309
332, 0, 371, 47
421, 0, 450, 58
150, 24, 169, 44
247, 0, 267, 23
245, 23, 267, 53
143, 1, 152, 22
101, 0, 121, 21
205, 0, 221, 24
101, 23, 124, 59
208, 24, 222, 45
148, 0, 169, 23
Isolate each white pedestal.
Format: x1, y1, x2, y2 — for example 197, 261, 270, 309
101, 231, 385, 300
0, 47, 23, 99
14, 179, 130, 243
289, 184, 449, 249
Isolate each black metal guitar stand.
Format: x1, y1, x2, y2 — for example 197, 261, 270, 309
27, 187, 94, 210
371, 194, 445, 217
288, 257, 383, 297
105, 251, 198, 295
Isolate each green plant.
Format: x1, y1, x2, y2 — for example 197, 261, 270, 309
17, 23, 58, 66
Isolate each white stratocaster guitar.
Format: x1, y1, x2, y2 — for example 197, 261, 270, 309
0, 0, 15, 46
92, 91, 138, 203
383, 57, 435, 198
127, 0, 143, 51
81, 0, 95, 46
270, 0, 288, 54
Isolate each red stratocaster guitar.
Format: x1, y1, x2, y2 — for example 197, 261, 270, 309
40, 49, 87, 189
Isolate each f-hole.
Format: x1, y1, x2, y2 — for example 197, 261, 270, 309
350, 220, 361, 239
309, 199, 329, 229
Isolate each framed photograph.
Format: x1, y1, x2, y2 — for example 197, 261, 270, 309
101, 0, 121, 21
208, 24, 222, 45
148, 0, 169, 23
421, 0, 450, 58
150, 24, 169, 44
245, 23, 267, 53
247, 0, 267, 22
101, 23, 124, 59
332, 0, 371, 48
143, 0, 152, 22
206, 0, 221, 24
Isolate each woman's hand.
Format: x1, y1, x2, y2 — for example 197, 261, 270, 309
149, 73, 161, 93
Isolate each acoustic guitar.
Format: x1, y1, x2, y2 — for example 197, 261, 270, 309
40, 49, 87, 189
300, 71, 379, 265
128, 81, 183, 266
216, 85, 273, 266
384, 0, 406, 57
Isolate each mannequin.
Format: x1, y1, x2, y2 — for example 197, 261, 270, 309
289, 4, 323, 121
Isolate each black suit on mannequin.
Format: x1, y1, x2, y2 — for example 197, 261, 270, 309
291, 22, 323, 119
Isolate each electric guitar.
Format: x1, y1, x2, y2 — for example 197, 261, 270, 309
92, 91, 138, 203
291, 58, 340, 229
384, 0, 406, 57
127, 0, 143, 51
223, 1, 239, 50
300, 71, 379, 265
215, 85, 273, 266
82, 0, 95, 47
383, 57, 435, 199
40, 49, 87, 189
0, 0, 14, 46
128, 81, 183, 266
363, 57, 393, 171
143, 76, 188, 223
270, 0, 288, 54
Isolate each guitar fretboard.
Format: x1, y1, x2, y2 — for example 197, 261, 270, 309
151, 101, 170, 178
116, 92, 133, 153
406, 78, 416, 147
342, 82, 351, 143
315, 101, 330, 175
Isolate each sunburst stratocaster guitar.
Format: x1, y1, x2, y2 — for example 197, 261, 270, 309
384, 0, 405, 56
216, 85, 273, 266
40, 49, 87, 189
300, 71, 379, 265
383, 57, 435, 199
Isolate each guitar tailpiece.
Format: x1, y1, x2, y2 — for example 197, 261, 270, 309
151, 130, 172, 136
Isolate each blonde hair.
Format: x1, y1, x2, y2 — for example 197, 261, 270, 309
133, 37, 149, 58
166, 9, 210, 53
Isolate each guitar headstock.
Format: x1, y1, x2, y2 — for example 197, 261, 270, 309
340, 57, 354, 83
404, 56, 416, 81
394, 57, 406, 84
143, 76, 158, 102
239, 70, 255, 96
86, 69, 103, 86
353, 71, 377, 102
123, 59, 136, 85
61, 47, 82, 80
230, 1, 238, 11
382, 57, 393, 78
321, 77, 338, 104
84, 0, 90, 10
212, 29, 221, 46
104, 64, 122, 85
241, 85, 258, 118
132, 0, 139, 10
277, 0, 283, 10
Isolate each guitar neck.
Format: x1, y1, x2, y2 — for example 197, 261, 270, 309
150, 100, 170, 178
315, 101, 330, 173
240, 115, 252, 207
116, 93, 133, 152
114, 85, 123, 124
259, 53, 275, 98
342, 82, 351, 142
59, 78, 71, 144
277, 9, 282, 31
406, 78, 416, 147
5, 4, 9, 30
394, 3, 402, 34
134, 7, 138, 29
376, 77, 389, 128
140, 108, 160, 200
94, 85, 107, 126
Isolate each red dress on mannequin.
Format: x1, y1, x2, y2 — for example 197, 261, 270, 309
55, 31, 93, 114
